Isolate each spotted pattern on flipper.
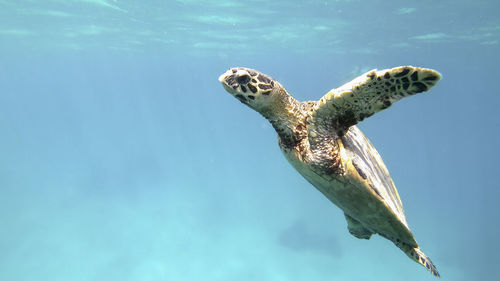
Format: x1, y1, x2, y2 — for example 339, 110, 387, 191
394, 239, 441, 278
311, 66, 442, 133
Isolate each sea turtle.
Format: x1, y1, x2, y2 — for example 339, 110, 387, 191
218, 66, 442, 277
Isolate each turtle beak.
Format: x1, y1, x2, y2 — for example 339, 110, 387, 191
218, 69, 232, 83
218, 69, 237, 93
218, 73, 226, 83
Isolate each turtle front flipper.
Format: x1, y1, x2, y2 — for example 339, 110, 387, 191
310, 66, 441, 134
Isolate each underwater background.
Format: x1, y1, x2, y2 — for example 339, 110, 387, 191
1, 0, 499, 280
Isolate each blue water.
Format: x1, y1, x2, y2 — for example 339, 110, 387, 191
1, 1, 499, 280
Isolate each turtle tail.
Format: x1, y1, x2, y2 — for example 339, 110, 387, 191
397, 243, 440, 278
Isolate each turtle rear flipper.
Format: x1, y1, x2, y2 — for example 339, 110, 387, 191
397, 242, 440, 277
345, 213, 374, 239
310, 66, 441, 134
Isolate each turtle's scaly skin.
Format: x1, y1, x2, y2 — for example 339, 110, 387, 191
219, 66, 441, 277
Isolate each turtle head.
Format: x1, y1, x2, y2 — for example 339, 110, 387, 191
219, 67, 302, 144
219, 67, 282, 114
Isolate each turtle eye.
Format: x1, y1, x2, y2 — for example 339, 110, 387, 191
236, 74, 251, 84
